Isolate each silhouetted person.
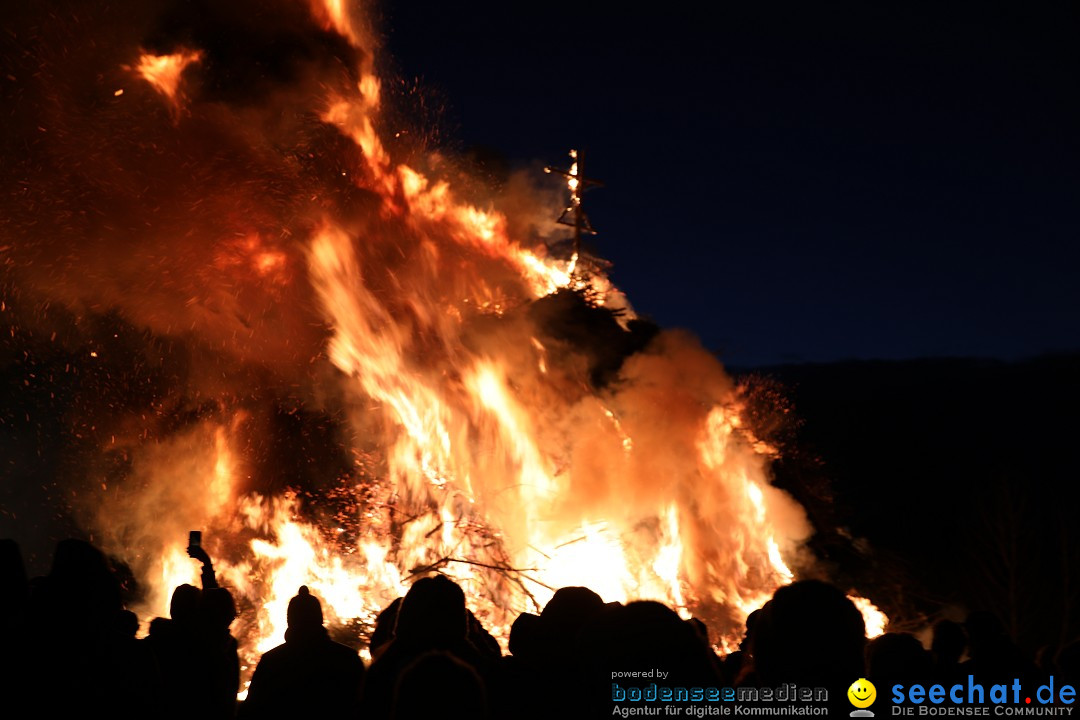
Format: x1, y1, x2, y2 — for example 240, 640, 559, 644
508, 611, 541, 660
392, 650, 489, 720
0, 539, 29, 708
148, 536, 239, 718
32, 538, 123, 633
369, 597, 402, 661
867, 632, 932, 689
498, 611, 542, 718
114, 608, 140, 638
540, 586, 605, 651
931, 619, 967, 686
0, 539, 28, 635
960, 610, 1034, 686
241, 586, 364, 719
145, 583, 204, 719
724, 608, 760, 685
197, 586, 240, 719
581, 599, 721, 714
750, 580, 866, 715
688, 616, 725, 682
104, 607, 163, 719
362, 575, 495, 720
509, 586, 612, 717
468, 608, 502, 661
28, 538, 129, 716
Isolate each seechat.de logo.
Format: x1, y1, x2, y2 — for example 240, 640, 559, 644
890, 675, 1076, 715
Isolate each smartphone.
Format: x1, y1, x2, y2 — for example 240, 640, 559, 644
189, 530, 202, 548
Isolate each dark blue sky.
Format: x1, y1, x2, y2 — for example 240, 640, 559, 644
381, 1, 1079, 367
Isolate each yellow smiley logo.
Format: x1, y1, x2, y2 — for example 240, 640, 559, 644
848, 678, 877, 709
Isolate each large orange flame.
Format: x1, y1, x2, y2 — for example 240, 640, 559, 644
32, 0, 889, 695
134, 49, 203, 112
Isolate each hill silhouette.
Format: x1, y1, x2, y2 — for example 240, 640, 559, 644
737, 354, 1080, 652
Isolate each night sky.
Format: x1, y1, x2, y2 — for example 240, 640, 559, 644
381, 1, 1080, 367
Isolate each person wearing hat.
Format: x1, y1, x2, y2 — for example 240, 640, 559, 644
240, 586, 365, 719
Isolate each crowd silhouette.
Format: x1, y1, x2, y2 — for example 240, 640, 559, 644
1, 536, 1077, 719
